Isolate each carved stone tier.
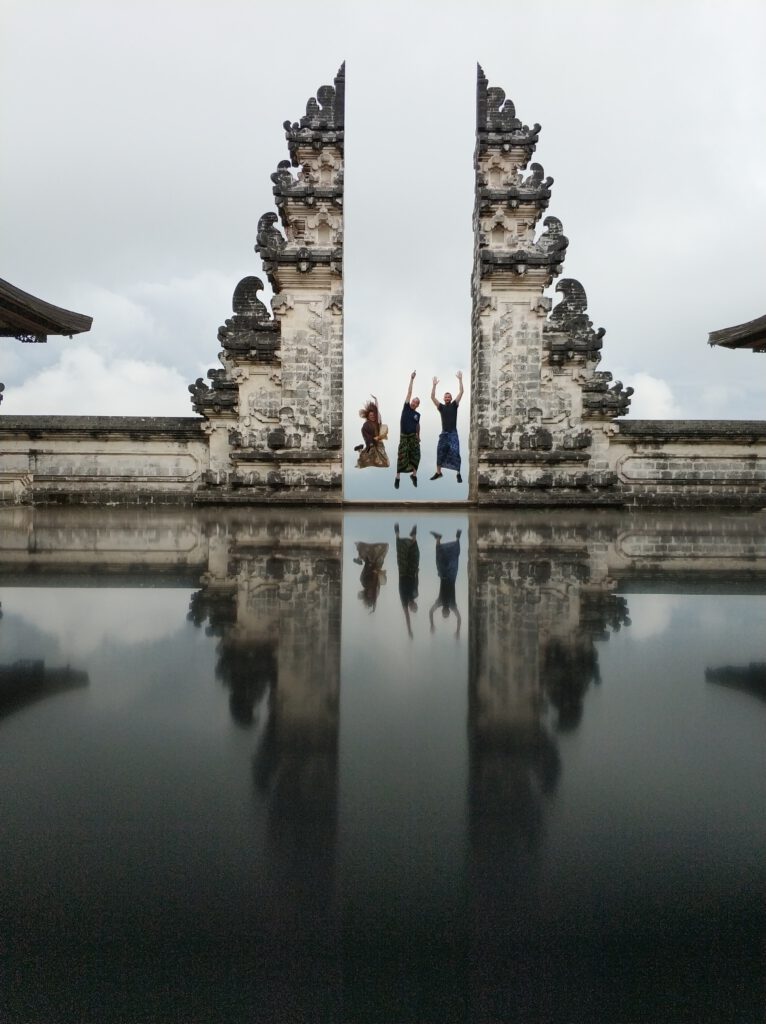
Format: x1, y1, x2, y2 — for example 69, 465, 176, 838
475, 64, 540, 163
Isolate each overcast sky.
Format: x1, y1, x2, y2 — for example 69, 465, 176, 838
1, 0, 764, 500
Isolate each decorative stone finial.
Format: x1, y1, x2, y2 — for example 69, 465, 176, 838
284, 63, 345, 164
476, 64, 541, 158
217, 275, 280, 361
544, 278, 606, 363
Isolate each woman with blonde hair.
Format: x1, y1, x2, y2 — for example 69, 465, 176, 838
354, 395, 389, 469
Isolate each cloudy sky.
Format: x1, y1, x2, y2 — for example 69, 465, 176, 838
1, 0, 764, 499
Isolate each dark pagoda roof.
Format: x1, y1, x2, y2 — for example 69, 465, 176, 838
0, 276, 93, 342
708, 314, 766, 353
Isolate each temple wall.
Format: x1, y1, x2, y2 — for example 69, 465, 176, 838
0, 417, 207, 506
608, 421, 766, 508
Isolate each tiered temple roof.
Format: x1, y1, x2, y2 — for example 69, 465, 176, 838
708, 315, 766, 354
0, 277, 92, 343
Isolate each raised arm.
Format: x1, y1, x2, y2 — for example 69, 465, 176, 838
405, 371, 416, 404
455, 370, 464, 404
431, 377, 440, 409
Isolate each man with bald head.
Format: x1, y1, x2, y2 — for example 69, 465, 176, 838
429, 370, 464, 483
394, 370, 421, 490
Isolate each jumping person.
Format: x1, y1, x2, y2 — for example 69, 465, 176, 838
430, 371, 464, 483
428, 530, 462, 637
354, 395, 389, 469
395, 371, 421, 490
394, 523, 420, 638
354, 540, 389, 612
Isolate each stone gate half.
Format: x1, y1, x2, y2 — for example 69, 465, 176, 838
190, 64, 345, 504
470, 65, 632, 505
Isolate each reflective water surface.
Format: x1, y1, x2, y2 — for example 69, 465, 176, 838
0, 507, 764, 1023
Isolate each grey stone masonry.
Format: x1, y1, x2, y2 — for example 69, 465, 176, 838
470, 65, 632, 505
0, 416, 207, 505
193, 64, 346, 504
609, 420, 766, 508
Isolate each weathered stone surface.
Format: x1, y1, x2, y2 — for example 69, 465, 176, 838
187, 64, 345, 505
470, 66, 637, 505
0, 416, 207, 505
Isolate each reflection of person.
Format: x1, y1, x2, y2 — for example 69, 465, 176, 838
354, 396, 389, 470
429, 530, 462, 637
430, 371, 464, 483
394, 523, 419, 638
354, 541, 389, 612
394, 371, 421, 490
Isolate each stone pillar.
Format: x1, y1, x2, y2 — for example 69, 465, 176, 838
470, 66, 632, 505
191, 65, 345, 503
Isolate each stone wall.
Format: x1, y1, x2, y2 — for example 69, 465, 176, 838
0, 416, 207, 505
609, 420, 766, 508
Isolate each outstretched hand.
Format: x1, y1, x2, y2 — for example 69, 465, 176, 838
456, 370, 463, 380
410, 371, 416, 380
432, 376, 439, 387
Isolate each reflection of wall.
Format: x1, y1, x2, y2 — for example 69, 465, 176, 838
0, 660, 88, 720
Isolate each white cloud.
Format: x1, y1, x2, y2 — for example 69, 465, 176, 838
617, 373, 682, 420
3, 347, 192, 416
3, 588, 192, 658
624, 594, 684, 641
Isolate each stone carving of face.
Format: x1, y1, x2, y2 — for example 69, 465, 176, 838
410, 397, 420, 410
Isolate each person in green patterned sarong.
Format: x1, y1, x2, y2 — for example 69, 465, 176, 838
394, 370, 421, 490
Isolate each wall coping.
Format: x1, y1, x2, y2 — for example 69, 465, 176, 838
0, 416, 206, 441
614, 419, 766, 442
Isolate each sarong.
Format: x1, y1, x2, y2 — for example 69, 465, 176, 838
396, 536, 420, 604
436, 430, 461, 472
357, 442, 389, 469
435, 539, 460, 614
435, 539, 460, 582
397, 432, 421, 474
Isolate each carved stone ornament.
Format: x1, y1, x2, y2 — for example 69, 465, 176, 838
480, 214, 569, 276
581, 371, 634, 417
476, 64, 541, 156
544, 278, 605, 361
217, 276, 280, 361
284, 63, 345, 164
188, 373, 239, 417
254, 212, 286, 258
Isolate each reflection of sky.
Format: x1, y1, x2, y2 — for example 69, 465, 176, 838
549, 592, 766, 896
340, 511, 470, 919
1, 587, 195, 657
0, 528, 764, 1020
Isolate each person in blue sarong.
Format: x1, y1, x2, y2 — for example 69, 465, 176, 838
429, 530, 462, 637
429, 370, 464, 483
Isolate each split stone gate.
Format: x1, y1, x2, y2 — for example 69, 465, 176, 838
0, 65, 764, 507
